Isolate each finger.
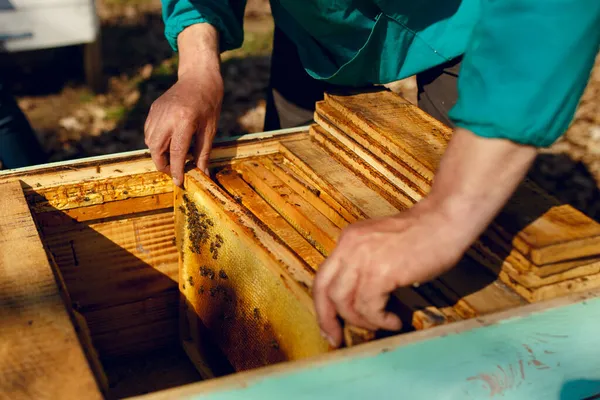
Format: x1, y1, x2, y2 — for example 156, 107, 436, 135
328, 267, 377, 331
355, 290, 402, 332
170, 120, 196, 186
193, 118, 217, 174
151, 151, 171, 176
313, 256, 344, 348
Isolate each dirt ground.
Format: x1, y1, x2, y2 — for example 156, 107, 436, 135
3, 0, 600, 219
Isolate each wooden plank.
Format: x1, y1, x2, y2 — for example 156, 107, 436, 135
323, 91, 600, 267
131, 289, 600, 400
280, 138, 399, 219
35, 193, 174, 234
471, 231, 600, 288
178, 169, 329, 372
0, 128, 309, 191
309, 125, 413, 211
0, 182, 102, 400
273, 156, 359, 224
44, 211, 178, 311
491, 180, 600, 265
260, 156, 352, 228
83, 290, 179, 337
92, 318, 179, 360
27, 171, 172, 213
315, 101, 429, 198
236, 160, 341, 256
325, 90, 451, 181
216, 168, 325, 271
499, 270, 600, 303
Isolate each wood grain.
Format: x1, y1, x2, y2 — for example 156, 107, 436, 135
43, 211, 179, 311
435, 256, 527, 319
471, 231, 600, 289
236, 160, 341, 256
260, 156, 352, 228
315, 101, 429, 198
499, 270, 600, 302
35, 193, 174, 234
309, 125, 413, 211
325, 90, 451, 181
216, 168, 325, 270
280, 138, 398, 219
491, 180, 600, 265
323, 90, 600, 268
0, 182, 101, 400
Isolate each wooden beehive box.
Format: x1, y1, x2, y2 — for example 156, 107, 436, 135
2, 89, 600, 400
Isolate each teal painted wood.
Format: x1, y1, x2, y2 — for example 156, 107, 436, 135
186, 297, 600, 400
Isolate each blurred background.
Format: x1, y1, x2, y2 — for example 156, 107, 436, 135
1, 0, 599, 219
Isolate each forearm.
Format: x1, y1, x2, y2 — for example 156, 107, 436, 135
421, 127, 537, 250
177, 23, 221, 79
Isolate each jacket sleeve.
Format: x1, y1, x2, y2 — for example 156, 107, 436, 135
448, 0, 600, 147
161, 0, 247, 53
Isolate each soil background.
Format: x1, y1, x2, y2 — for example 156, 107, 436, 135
2, 0, 599, 219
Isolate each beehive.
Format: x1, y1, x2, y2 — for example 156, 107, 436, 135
2, 89, 600, 400
176, 89, 600, 376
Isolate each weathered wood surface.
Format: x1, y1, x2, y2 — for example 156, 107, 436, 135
0, 182, 102, 400
237, 160, 342, 256
309, 125, 413, 210
133, 289, 600, 400
216, 168, 325, 271
43, 211, 179, 311
280, 138, 399, 219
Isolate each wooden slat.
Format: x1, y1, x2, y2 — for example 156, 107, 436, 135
260, 156, 351, 228
236, 160, 341, 256
322, 91, 600, 267
325, 91, 451, 181
315, 101, 429, 198
28, 172, 172, 213
491, 180, 600, 265
92, 318, 179, 360
309, 125, 413, 211
217, 166, 378, 346
35, 193, 174, 234
0, 182, 101, 399
471, 231, 600, 288
216, 168, 325, 270
280, 138, 398, 219
414, 283, 463, 322
274, 156, 359, 223
177, 170, 329, 372
44, 211, 178, 311
499, 270, 600, 303
83, 290, 179, 337
0, 129, 308, 194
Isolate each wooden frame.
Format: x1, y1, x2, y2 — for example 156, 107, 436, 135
3, 99, 600, 400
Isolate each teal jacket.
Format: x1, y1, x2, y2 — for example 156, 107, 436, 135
161, 0, 600, 147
